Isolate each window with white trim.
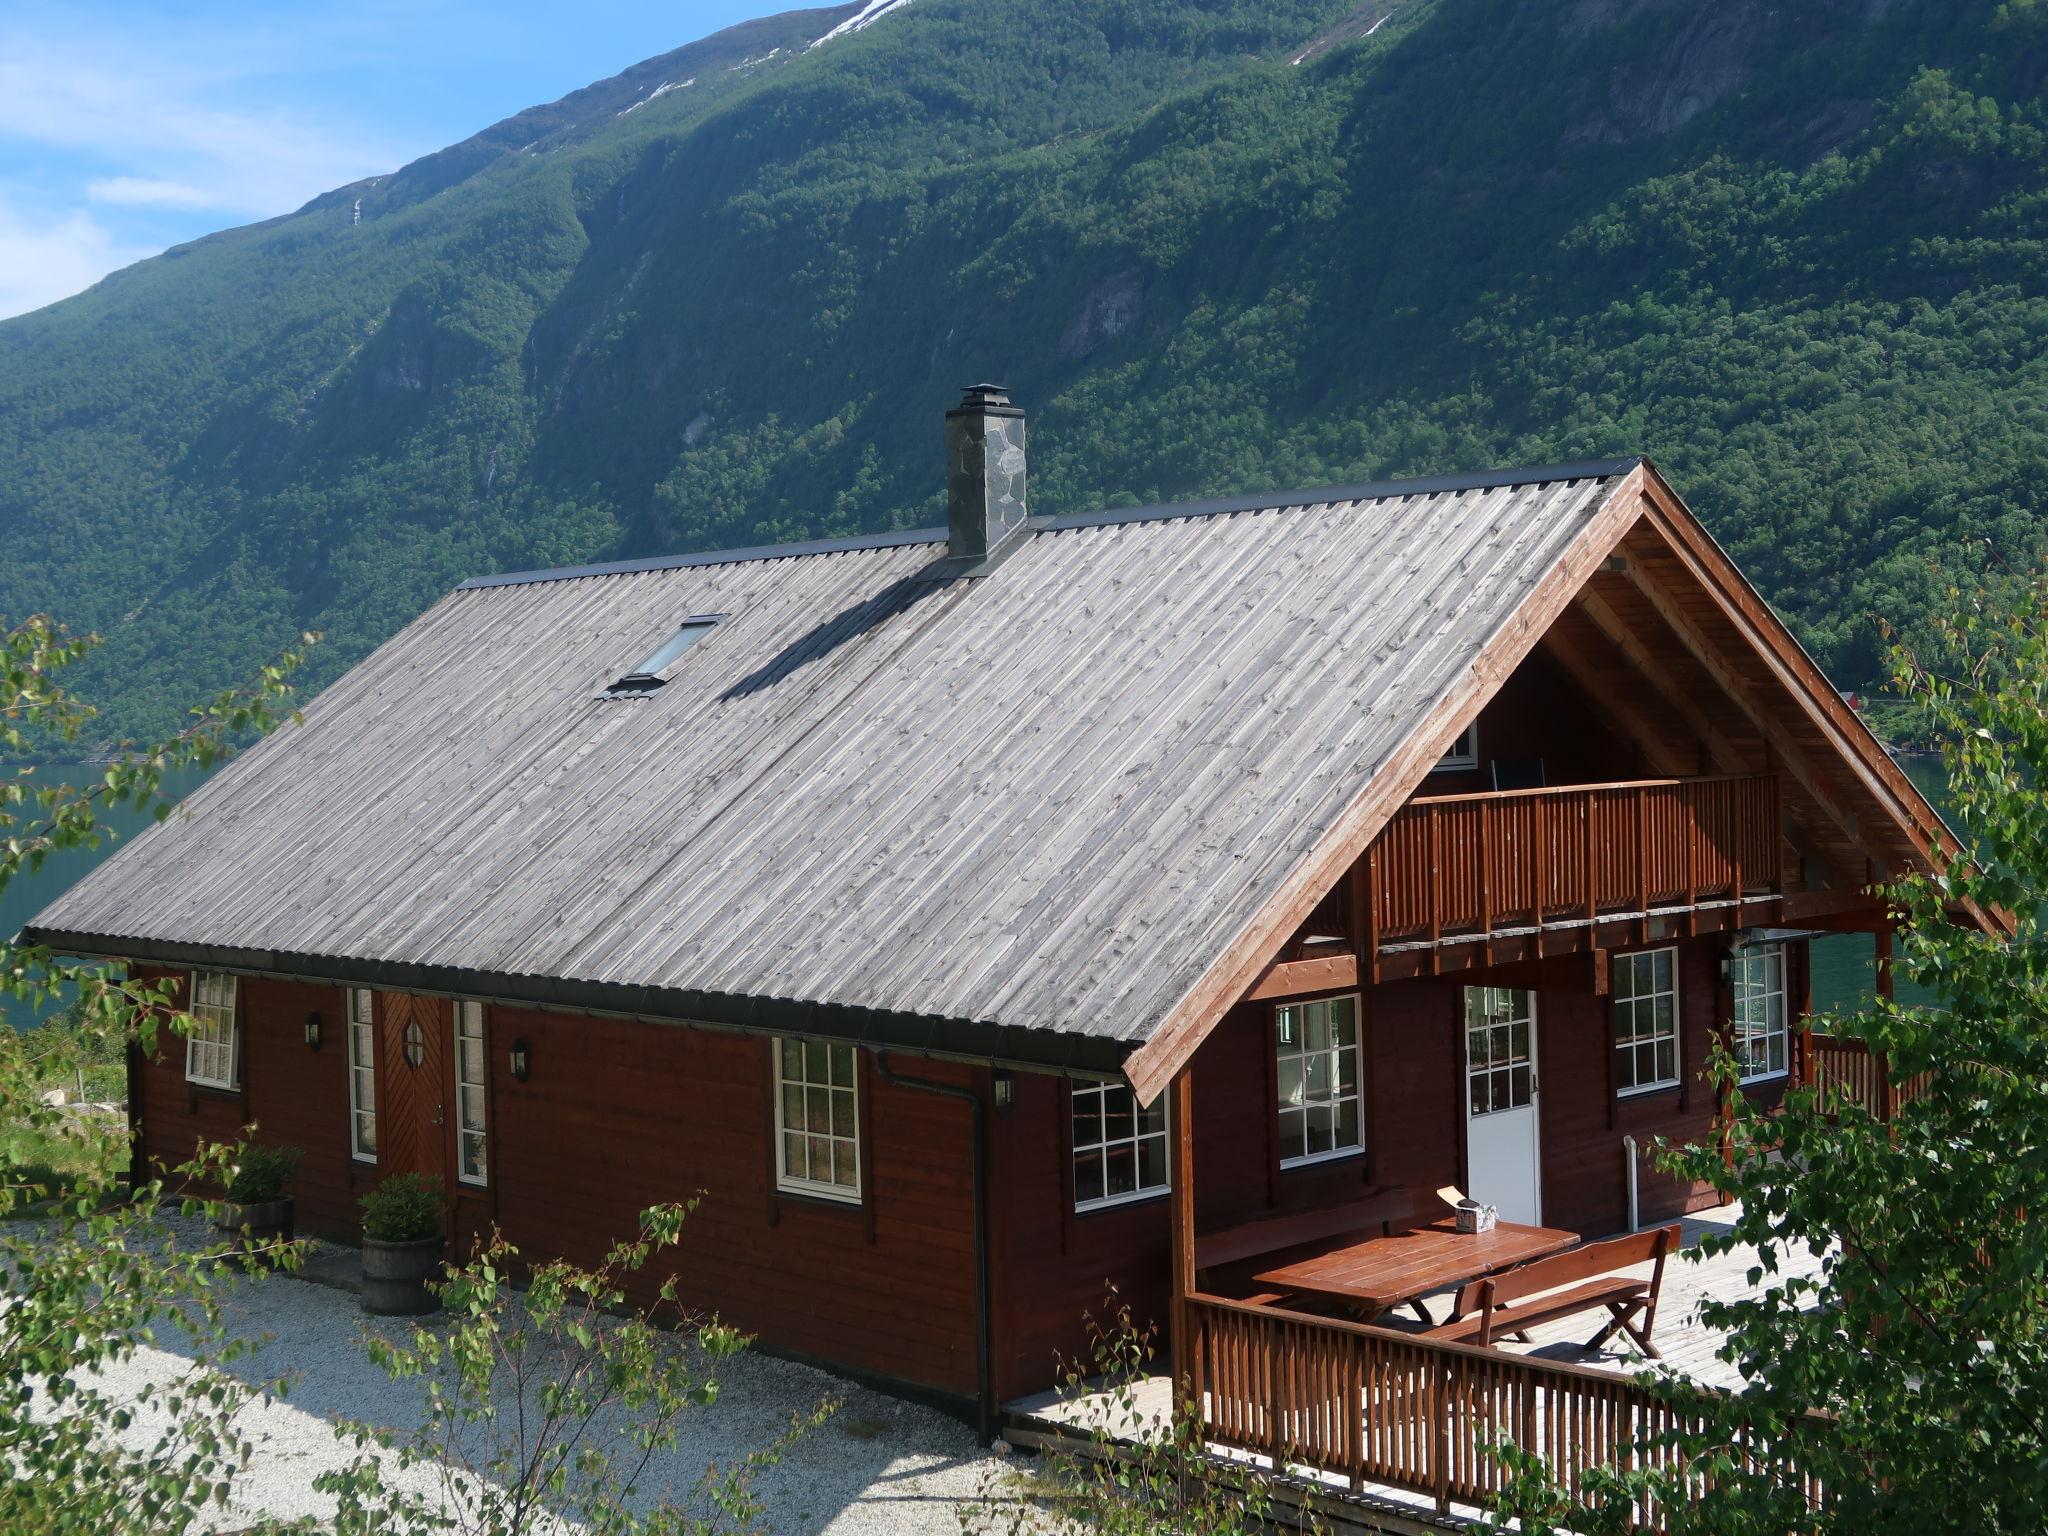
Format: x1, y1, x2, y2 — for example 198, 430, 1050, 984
1731, 943, 1789, 1084
1071, 1082, 1168, 1211
774, 1038, 860, 1202
1614, 947, 1680, 1095
1275, 994, 1363, 1167
184, 971, 239, 1090
1432, 721, 1479, 773
347, 989, 377, 1162
454, 1001, 488, 1185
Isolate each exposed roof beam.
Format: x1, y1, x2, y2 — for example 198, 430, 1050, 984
1537, 623, 1691, 778
1618, 548, 1868, 852
1572, 586, 1754, 777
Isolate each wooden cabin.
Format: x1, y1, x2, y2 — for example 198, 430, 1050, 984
27, 386, 1960, 1436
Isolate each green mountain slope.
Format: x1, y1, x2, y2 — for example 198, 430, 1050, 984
3, 0, 2045, 749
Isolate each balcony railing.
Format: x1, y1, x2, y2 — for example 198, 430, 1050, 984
1366, 774, 1783, 956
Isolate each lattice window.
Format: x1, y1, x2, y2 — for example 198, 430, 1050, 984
1275, 994, 1363, 1166
454, 1001, 488, 1184
184, 971, 239, 1090
774, 1038, 860, 1202
1614, 947, 1680, 1095
1731, 943, 1789, 1084
347, 989, 377, 1162
1071, 1081, 1168, 1211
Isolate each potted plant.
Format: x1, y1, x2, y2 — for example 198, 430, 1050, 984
359, 1172, 445, 1316
215, 1141, 301, 1257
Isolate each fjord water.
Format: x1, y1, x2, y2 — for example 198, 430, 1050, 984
0, 754, 1952, 1025
0, 761, 208, 1024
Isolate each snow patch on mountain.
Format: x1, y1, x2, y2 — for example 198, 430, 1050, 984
616, 78, 694, 117
810, 0, 914, 49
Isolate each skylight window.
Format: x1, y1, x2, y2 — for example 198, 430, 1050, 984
605, 616, 722, 695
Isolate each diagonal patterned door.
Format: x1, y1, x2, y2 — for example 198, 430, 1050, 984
376, 993, 451, 1184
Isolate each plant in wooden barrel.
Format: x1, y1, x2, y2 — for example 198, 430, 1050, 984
359, 1172, 445, 1316
214, 1139, 301, 1260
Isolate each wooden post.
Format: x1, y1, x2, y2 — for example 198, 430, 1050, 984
1874, 929, 1899, 1121
1168, 1068, 1196, 1414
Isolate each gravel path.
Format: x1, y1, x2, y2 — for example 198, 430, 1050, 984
78, 1216, 1009, 1534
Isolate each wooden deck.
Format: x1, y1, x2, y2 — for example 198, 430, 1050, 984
1004, 1202, 1824, 1529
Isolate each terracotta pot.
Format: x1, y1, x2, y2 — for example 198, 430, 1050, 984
360, 1234, 445, 1316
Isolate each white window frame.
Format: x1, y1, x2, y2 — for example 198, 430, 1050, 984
183, 971, 240, 1090
1432, 721, 1479, 773
1275, 993, 1365, 1169
1614, 947, 1681, 1097
1071, 1081, 1170, 1213
453, 1001, 488, 1186
1731, 943, 1790, 1085
347, 989, 377, 1164
773, 1038, 861, 1204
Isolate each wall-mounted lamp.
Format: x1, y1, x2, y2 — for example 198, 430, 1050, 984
303, 1012, 323, 1050
992, 1069, 1015, 1117
509, 1038, 531, 1083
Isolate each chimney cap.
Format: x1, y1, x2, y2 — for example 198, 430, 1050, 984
948, 382, 1022, 418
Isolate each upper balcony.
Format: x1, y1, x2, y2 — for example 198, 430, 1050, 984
1263, 775, 1788, 995
1363, 772, 1783, 978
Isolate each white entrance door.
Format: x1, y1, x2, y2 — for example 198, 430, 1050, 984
1463, 987, 1542, 1226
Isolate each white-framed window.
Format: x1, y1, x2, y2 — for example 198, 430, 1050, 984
184, 971, 240, 1090
774, 1038, 860, 1203
1615, 947, 1680, 1096
1432, 721, 1479, 773
1275, 993, 1364, 1167
347, 989, 377, 1163
1731, 943, 1789, 1084
454, 1001, 488, 1185
1071, 1081, 1169, 1212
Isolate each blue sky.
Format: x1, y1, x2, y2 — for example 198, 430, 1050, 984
0, 0, 775, 318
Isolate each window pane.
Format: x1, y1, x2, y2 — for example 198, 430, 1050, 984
806, 1086, 831, 1133
1279, 1107, 1304, 1161
832, 1140, 858, 1189
783, 1131, 806, 1181
1073, 1095, 1103, 1150
1139, 1135, 1167, 1191
1074, 1151, 1104, 1206
1336, 1097, 1359, 1150
1103, 1089, 1135, 1143
460, 1086, 485, 1128
1105, 1144, 1136, 1198
1306, 1003, 1329, 1054
804, 1039, 829, 1083
1277, 1056, 1304, 1108
807, 1135, 831, 1177
829, 1043, 854, 1088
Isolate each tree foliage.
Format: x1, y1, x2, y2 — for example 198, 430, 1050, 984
0, 616, 313, 1533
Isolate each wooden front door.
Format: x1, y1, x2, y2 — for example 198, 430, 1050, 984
377, 992, 451, 1186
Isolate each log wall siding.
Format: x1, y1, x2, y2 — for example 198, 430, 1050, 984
485, 1008, 980, 1397
990, 936, 1802, 1399
133, 971, 373, 1237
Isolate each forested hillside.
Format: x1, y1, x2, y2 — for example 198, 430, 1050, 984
3, 0, 2045, 749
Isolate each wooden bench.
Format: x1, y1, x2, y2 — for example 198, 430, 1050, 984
1427, 1222, 1680, 1358
1195, 1186, 1435, 1307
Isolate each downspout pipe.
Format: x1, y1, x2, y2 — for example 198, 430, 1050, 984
1623, 1134, 1640, 1234
869, 1049, 994, 1444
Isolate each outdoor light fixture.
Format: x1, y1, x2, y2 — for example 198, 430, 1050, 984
992, 1069, 1015, 1117
303, 1012, 323, 1050
509, 1038, 531, 1083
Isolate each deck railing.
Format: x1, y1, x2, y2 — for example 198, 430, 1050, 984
1186, 1292, 1823, 1528
1367, 774, 1782, 949
1806, 1033, 1933, 1121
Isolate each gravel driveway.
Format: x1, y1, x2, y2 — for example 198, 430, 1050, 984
81, 1216, 1009, 1534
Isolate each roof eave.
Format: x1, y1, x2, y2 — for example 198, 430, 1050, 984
22, 926, 1134, 1080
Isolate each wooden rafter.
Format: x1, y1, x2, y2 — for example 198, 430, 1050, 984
1572, 586, 1754, 778
1537, 623, 1691, 778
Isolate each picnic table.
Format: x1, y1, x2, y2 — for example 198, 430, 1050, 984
1250, 1216, 1580, 1325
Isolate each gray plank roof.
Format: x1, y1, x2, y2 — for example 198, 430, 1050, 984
28, 462, 1637, 1069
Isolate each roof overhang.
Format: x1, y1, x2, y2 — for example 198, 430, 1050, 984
24, 926, 1135, 1081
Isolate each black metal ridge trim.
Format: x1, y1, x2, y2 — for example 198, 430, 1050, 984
23, 927, 1135, 1080
453, 460, 1647, 591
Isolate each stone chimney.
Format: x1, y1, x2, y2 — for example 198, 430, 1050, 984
945, 384, 1027, 565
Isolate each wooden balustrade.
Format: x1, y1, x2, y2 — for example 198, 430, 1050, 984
1806, 1033, 1931, 1122
1367, 774, 1782, 954
1186, 1292, 1823, 1528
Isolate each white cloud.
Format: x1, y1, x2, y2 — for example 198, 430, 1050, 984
0, 6, 419, 314
86, 177, 220, 210
0, 196, 153, 320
